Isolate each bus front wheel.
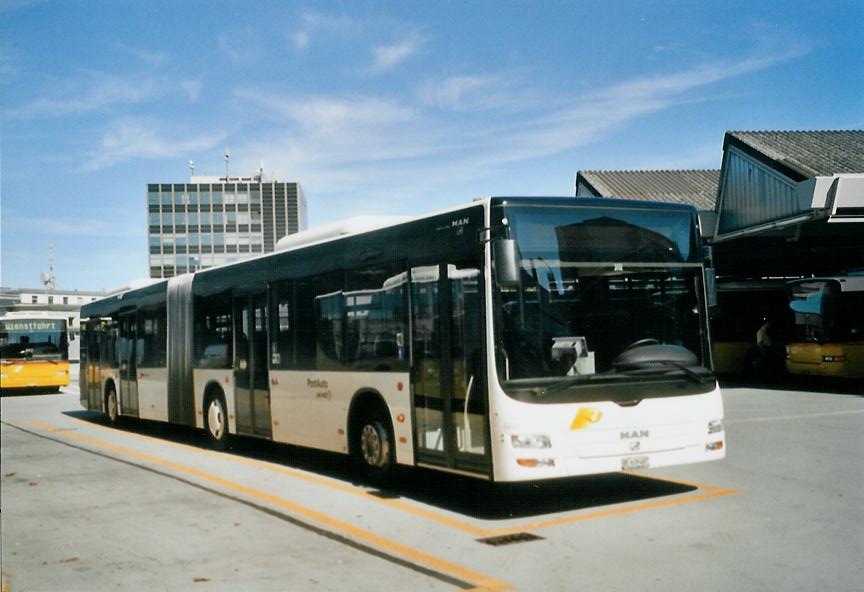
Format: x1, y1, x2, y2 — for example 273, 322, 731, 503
204, 391, 229, 451
354, 411, 395, 487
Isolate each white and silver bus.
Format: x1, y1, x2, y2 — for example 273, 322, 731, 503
80, 197, 725, 483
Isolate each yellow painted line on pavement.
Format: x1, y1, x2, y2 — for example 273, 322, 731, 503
70, 416, 491, 537
485, 486, 736, 537
67, 417, 735, 538
31, 419, 512, 591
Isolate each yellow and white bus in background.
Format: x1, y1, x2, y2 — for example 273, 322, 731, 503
786, 272, 864, 379
80, 197, 725, 484
1, 311, 71, 393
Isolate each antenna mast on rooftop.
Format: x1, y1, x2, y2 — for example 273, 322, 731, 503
40, 241, 56, 291
224, 149, 230, 179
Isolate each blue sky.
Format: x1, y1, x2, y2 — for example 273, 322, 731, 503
1, 1, 862, 291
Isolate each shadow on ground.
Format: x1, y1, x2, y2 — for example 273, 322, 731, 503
64, 409, 695, 520
1, 387, 63, 397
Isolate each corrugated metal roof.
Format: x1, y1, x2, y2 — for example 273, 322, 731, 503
727, 130, 864, 178
576, 169, 720, 210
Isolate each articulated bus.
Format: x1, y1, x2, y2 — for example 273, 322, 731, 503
80, 197, 725, 483
786, 273, 864, 379
1, 312, 71, 392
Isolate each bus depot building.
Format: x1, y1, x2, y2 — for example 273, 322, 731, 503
577, 130, 864, 379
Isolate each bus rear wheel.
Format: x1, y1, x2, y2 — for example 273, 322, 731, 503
354, 411, 395, 487
105, 385, 119, 425
204, 391, 229, 451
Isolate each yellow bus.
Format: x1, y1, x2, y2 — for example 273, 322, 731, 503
0, 312, 70, 393
786, 273, 864, 379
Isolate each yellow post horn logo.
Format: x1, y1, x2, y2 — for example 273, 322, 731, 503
571, 407, 603, 430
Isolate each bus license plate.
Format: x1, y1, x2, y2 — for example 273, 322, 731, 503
622, 456, 649, 471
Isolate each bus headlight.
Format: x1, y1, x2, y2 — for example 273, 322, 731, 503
708, 419, 724, 434
511, 434, 551, 449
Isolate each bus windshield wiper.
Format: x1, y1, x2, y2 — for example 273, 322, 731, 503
615, 359, 712, 386
535, 372, 619, 396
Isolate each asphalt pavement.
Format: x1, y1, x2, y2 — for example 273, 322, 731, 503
2, 380, 862, 591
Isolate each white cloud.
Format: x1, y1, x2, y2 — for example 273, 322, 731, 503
287, 12, 360, 54
233, 92, 438, 165
10, 70, 161, 118
418, 75, 497, 110
417, 74, 537, 111
226, 50, 806, 223
113, 43, 171, 68
291, 30, 310, 51
369, 32, 423, 73
85, 118, 227, 171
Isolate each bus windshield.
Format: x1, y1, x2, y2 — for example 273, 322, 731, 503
493, 204, 711, 400
788, 279, 864, 342
0, 319, 68, 361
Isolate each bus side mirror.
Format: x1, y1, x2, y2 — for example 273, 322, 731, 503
493, 239, 522, 286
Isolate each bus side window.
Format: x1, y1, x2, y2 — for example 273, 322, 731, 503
293, 280, 318, 369
271, 281, 293, 369
343, 263, 408, 373
275, 272, 349, 371
194, 293, 232, 369
138, 305, 167, 367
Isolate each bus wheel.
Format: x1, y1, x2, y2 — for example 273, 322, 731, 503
105, 385, 119, 425
204, 392, 229, 451
354, 411, 395, 487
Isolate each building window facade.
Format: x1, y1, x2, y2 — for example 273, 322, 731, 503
146, 179, 306, 278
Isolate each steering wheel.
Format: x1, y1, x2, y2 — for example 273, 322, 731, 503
624, 338, 660, 350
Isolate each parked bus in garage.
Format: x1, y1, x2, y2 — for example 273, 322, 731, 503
0, 312, 70, 392
79, 197, 725, 483
786, 272, 864, 379
710, 280, 791, 377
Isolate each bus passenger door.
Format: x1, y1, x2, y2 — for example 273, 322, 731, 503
233, 294, 272, 437
84, 321, 102, 410
411, 263, 490, 476
118, 312, 139, 417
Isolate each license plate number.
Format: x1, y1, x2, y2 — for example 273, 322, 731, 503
622, 455, 650, 470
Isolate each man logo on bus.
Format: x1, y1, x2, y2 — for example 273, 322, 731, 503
450, 217, 470, 228
621, 430, 650, 439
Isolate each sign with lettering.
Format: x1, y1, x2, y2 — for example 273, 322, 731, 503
0, 320, 64, 333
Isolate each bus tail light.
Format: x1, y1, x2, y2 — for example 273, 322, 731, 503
822, 355, 846, 362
